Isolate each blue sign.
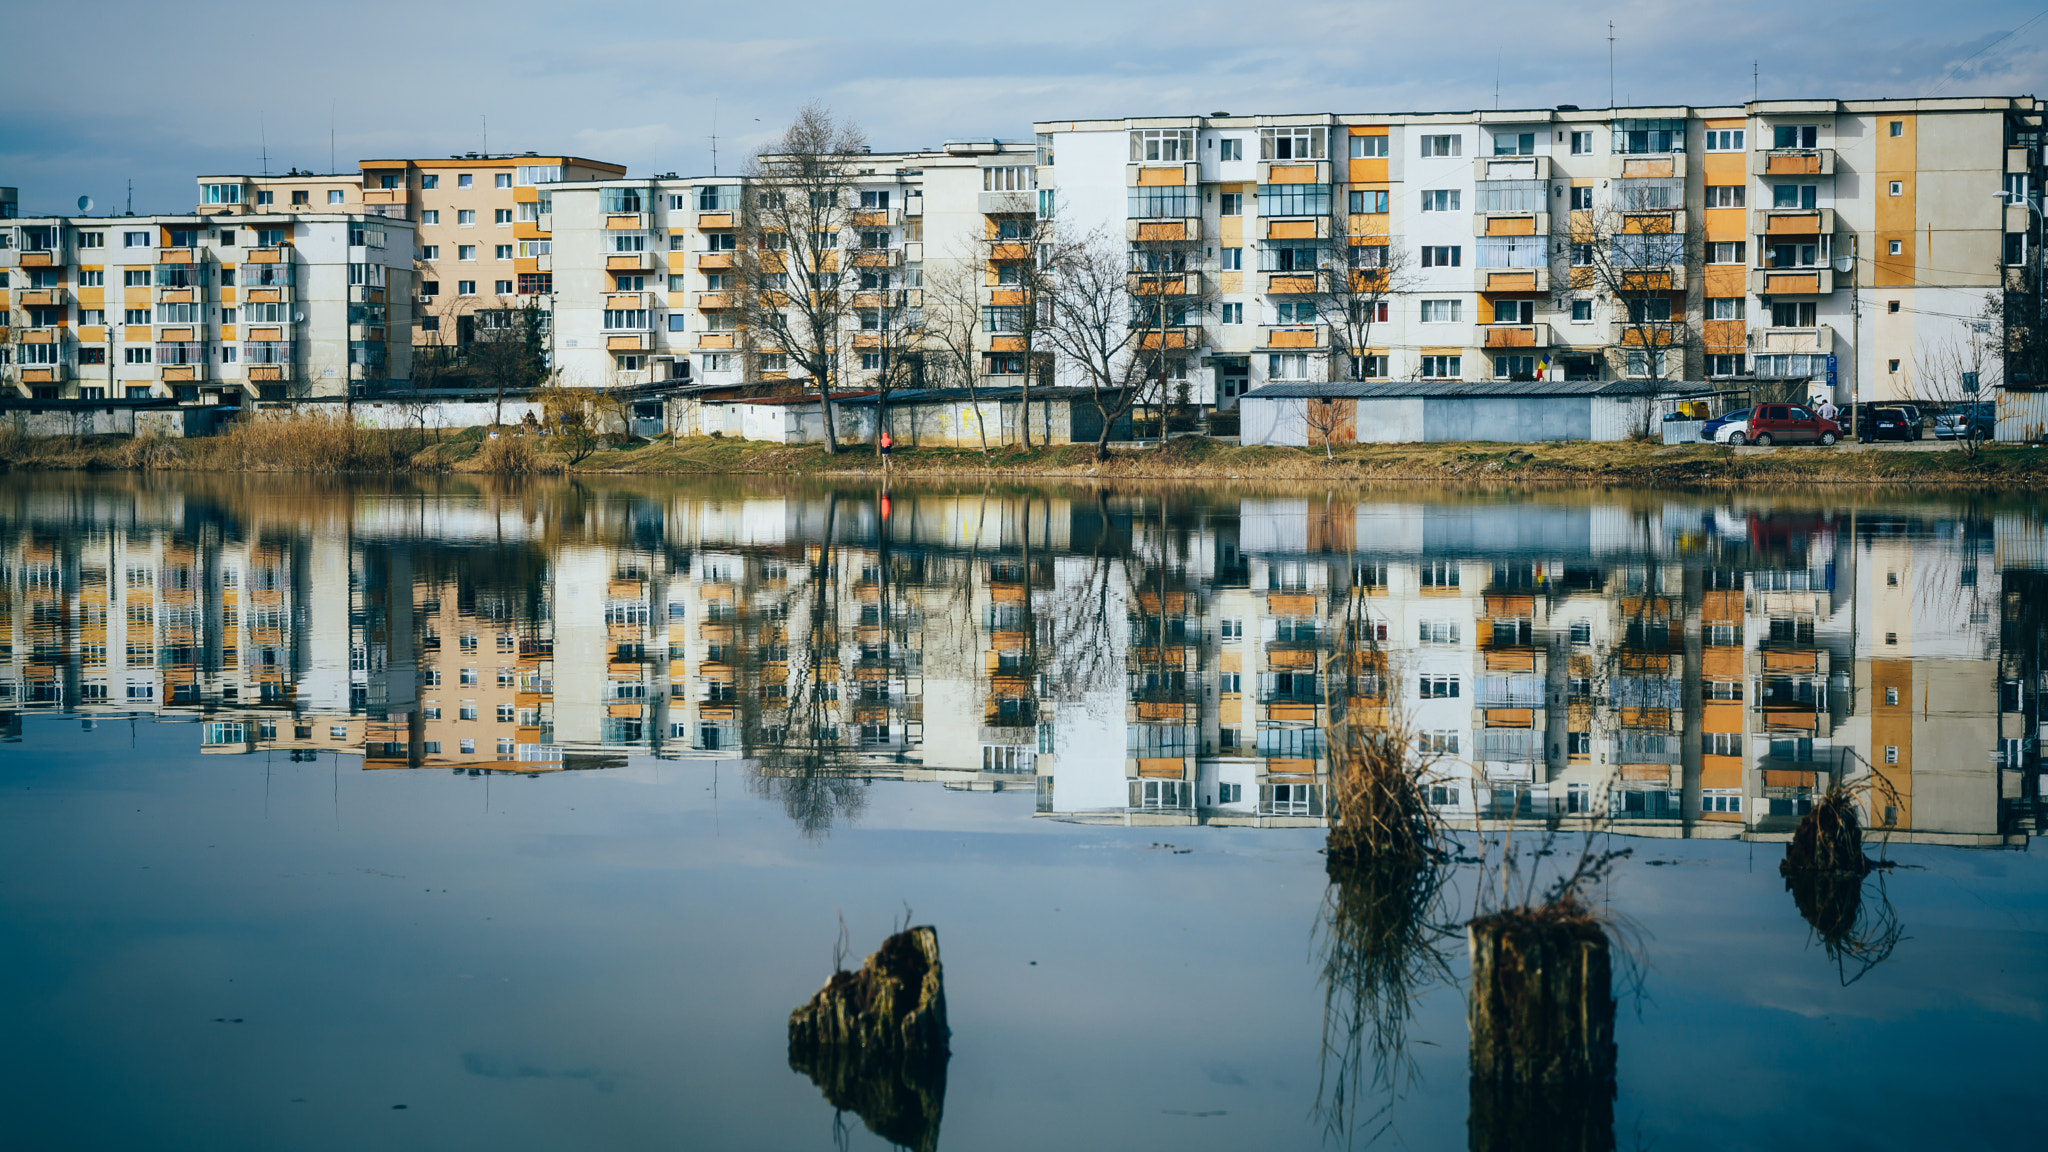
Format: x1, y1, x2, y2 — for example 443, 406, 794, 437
1826, 354, 1838, 387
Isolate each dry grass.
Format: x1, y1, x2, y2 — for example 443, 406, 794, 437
1781, 782, 1875, 876
456, 433, 563, 475
199, 412, 421, 473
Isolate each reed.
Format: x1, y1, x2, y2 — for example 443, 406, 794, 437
456, 433, 563, 475
199, 412, 421, 473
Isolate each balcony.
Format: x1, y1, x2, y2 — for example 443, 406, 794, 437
1483, 322, 1551, 349
1255, 159, 1332, 186
697, 251, 736, 271
1608, 320, 1681, 346
1608, 152, 1688, 180
1473, 155, 1551, 182
19, 364, 69, 384
17, 247, 63, 268
1261, 324, 1328, 350
1129, 271, 1203, 296
1125, 218, 1198, 243
850, 247, 902, 269
606, 252, 655, 272
160, 364, 208, 384
853, 289, 906, 309
361, 188, 410, 208
605, 291, 653, 311
1474, 212, 1550, 237
1264, 216, 1331, 241
694, 290, 737, 310
1747, 325, 1835, 355
245, 363, 294, 384
853, 208, 901, 228
606, 212, 650, 231
1482, 269, 1549, 293
1753, 149, 1836, 177
1253, 270, 1335, 295
1750, 207, 1835, 237
697, 211, 737, 230
242, 285, 294, 305
1751, 267, 1835, 296
1134, 324, 1201, 351
19, 288, 66, 308
243, 246, 290, 266
1616, 265, 1688, 292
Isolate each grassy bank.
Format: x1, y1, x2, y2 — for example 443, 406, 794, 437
6, 419, 2048, 486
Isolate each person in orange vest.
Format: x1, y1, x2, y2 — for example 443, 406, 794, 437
880, 430, 893, 470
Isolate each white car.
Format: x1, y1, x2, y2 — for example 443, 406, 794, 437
1712, 416, 1752, 444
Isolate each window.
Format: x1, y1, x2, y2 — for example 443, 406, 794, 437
1421, 189, 1460, 212
982, 165, 1033, 191
1419, 674, 1460, 699
420, 280, 439, 298
1707, 297, 1745, 320
495, 279, 513, 295
1709, 241, 1746, 264
1259, 184, 1331, 216
420, 245, 439, 260
1418, 619, 1461, 644
1888, 180, 1903, 197
1884, 745, 1899, 764
603, 309, 649, 330
1773, 125, 1819, 149
1219, 138, 1243, 161
1571, 299, 1593, 322
1493, 299, 1533, 324
327, 189, 344, 204
1567, 731, 1592, 756
459, 245, 475, 260
1493, 132, 1535, 155
455, 174, 473, 189
76, 231, 105, 250
1422, 245, 1461, 267
78, 269, 104, 287
1705, 185, 1746, 207
1420, 134, 1461, 157
1419, 299, 1461, 323
492, 172, 512, 189
1704, 129, 1744, 151
1267, 352, 1308, 379
124, 308, 148, 324
1348, 134, 1388, 158
1130, 128, 1194, 162
1771, 301, 1817, 327
458, 209, 476, 226
1221, 302, 1243, 324
1494, 355, 1536, 378
1889, 120, 1905, 138
1419, 355, 1461, 378
123, 270, 149, 286
1274, 300, 1317, 323
2007, 233, 2029, 266
1347, 189, 1389, 214
256, 191, 273, 205
494, 208, 513, 224
1772, 184, 1819, 209
1889, 240, 1903, 256
1569, 186, 1594, 210
458, 280, 477, 296
1260, 126, 1325, 159
1614, 120, 1683, 153
1569, 131, 1595, 155
491, 244, 511, 259
421, 210, 440, 225
123, 231, 151, 247
1219, 192, 1242, 216
1220, 247, 1242, 270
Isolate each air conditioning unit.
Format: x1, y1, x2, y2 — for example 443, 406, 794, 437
418, 294, 435, 303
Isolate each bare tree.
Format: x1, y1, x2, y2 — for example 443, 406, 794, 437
983, 192, 1060, 450
467, 302, 550, 427
739, 103, 868, 455
1914, 316, 1999, 458
1558, 197, 1702, 433
920, 257, 994, 456
1041, 229, 1149, 462
1301, 397, 1352, 459
1124, 219, 1212, 440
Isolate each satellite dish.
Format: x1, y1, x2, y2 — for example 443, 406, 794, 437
77, 195, 93, 214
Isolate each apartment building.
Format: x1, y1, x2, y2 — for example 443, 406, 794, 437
2, 211, 412, 401
1037, 97, 2043, 412
196, 153, 624, 350
544, 140, 1039, 403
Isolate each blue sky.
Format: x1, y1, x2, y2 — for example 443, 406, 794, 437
2, 1, 2044, 215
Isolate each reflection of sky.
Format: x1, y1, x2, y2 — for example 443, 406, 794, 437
1, 714, 2042, 1150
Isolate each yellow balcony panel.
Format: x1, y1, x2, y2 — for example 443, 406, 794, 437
1621, 764, 1674, 784
852, 332, 882, 350
1132, 221, 1188, 242
247, 365, 288, 383
990, 243, 1031, 262
698, 252, 736, 271
159, 248, 194, 263
606, 214, 646, 230
21, 288, 66, 308
1265, 326, 1323, 349
245, 247, 284, 264
1138, 328, 1195, 350
696, 291, 734, 310
1619, 157, 1675, 179
1485, 708, 1534, 727
1267, 219, 1319, 240
513, 186, 541, 204
1269, 702, 1317, 723
1483, 323, 1549, 348
361, 189, 409, 206
158, 287, 197, 305
1485, 271, 1539, 293
514, 258, 538, 274
514, 221, 544, 240
20, 252, 56, 267
77, 325, 106, 343
1485, 216, 1537, 237
989, 335, 1025, 352
606, 253, 654, 271
123, 325, 152, 342
1268, 649, 1316, 668
1765, 272, 1822, 294
698, 212, 734, 229
1136, 758, 1185, 779
852, 211, 892, 227
607, 334, 649, 352
160, 327, 195, 342
1266, 593, 1315, 615
162, 365, 202, 382
248, 326, 283, 341
1268, 164, 1317, 184
1135, 167, 1186, 187
20, 367, 63, 384
245, 287, 285, 304
1265, 760, 1317, 779
697, 333, 736, 349
1703, 319, 1746, 352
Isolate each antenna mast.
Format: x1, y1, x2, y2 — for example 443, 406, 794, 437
710, 98, 720, 178
1607, 22, 1616, 108
260, 114, 270, 177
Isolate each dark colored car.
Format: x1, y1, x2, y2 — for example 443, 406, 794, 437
1857, 407, 1914, 442
1849, 403, 1924, 440
1935, 403, 1995, 441
1698, 408, 1751, 442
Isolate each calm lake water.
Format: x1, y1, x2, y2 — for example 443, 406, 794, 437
1, 474, 2043, 1151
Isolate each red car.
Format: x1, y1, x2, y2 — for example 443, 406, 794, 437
1724, 404, 1843, 446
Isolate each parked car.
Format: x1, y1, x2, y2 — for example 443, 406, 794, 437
1935, 403, 1996, 441
1856, 407, 1915, 442
1846, 403, 1922, 441
1698, 408, 1751, 442
1716, 404, 1843, 446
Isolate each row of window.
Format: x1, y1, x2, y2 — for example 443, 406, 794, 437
1130, 123, 1843, 165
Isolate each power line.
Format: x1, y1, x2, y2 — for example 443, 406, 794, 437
1926, 6, 2048, 97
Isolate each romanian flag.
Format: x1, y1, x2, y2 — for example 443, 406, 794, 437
1535, 356, 1550, 377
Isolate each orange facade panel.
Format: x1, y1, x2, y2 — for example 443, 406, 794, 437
1763, 649, 1818, 671
1701, 266, 1747, 297
1702, 646, 1744, 678
1485, 327, 1537, 348
1703, 207, 1746, 242
1135, 167, 1185, 187
1621, 765, 1674, 783
1702, 702, 1744, 734
1268, 328, 1319, 348
1347, 158, 1389, 184
1483, 650, 1536, 672
1136, 758, 1185, 779
1703, 319, 1746, 352
1702, 756, 1744, 790
1268, 164, 1317, 184
1267, 220, 1318, 240
1486, 271, 1538, 293
1266, 593, 1315, 615
1486, 216, 1537, 237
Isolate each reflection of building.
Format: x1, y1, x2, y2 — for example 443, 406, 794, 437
0, 485, 2039, 845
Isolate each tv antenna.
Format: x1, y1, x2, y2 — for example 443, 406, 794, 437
1607, 21, 1617, 108
261, 113, 270, 177
710, 98, 719, 177
125, 179, 133, 216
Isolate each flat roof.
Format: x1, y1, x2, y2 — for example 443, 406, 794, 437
1241, 379, 1720, 401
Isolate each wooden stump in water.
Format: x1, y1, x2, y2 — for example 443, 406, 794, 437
1467, 1077, 1616, 1152
1466, 911, 1616, 1087
788, 926, 950, 1152
1781, 787, 1873, 878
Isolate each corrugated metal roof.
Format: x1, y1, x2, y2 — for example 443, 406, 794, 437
1240, 379, 1719, 401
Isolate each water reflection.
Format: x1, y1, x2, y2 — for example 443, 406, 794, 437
1, 477, 2042, 849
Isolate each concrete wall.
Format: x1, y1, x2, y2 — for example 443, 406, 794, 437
334, 399, 546, 430
1355, 398, 1427, 442
0, 406, 234, 437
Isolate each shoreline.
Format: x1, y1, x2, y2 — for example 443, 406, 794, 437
4, 428, 2047, 487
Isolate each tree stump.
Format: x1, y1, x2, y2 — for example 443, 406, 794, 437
1466, 912, 1616, 1087
788, 926, 950, 1152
